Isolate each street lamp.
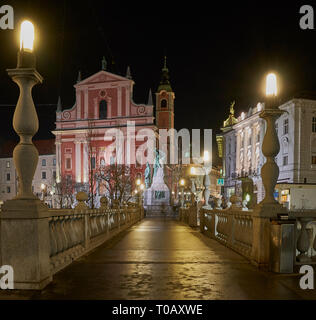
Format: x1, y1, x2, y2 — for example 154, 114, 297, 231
259, 72, 283, 205
7, 20, 43, 199
41, 183, 46, 202
180, 178, 185, 208
203, 150, 212, 208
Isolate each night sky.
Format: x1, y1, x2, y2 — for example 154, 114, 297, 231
0, 1, 315, 164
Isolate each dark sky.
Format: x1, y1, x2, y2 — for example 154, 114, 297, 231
0, 1, 316, 160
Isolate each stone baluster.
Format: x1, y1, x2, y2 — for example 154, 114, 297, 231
297, 218, 312, 262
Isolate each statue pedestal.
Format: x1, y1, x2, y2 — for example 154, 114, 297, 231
144, 167, 172, 216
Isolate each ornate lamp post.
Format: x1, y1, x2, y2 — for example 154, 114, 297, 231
7, 20, 43, 199
259, 73, 284, 207
180, 178, 185, 208
203, 151, 212, 208
1, 21, 53, 290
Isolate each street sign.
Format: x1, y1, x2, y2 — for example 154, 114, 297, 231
217, 178, 224, 186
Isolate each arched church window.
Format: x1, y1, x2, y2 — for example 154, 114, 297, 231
99, 100, 107, 119
161, 99, 167, 108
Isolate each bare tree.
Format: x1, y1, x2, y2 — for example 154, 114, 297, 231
97, 163, 136, 206
54, 175, 76, 208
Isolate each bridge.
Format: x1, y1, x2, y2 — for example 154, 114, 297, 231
1, 206, 316, 299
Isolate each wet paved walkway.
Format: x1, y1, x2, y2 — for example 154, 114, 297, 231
1, 217, 316, 300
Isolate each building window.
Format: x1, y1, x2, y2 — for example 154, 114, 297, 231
53, 158, 56, 166
275, 123, 278, 135
313, 117, 316, 133
312, 155, 316, 165
65, 157, 71, 170
99, 100, 107, 119
53, 171, 56, 179
42, 171, 47, 179
161, 99, 167, 108
283, 118, 288, 135
6, 186, 10, 193
6, 173, 10, 181
6, 161, 10, 168
283, 156, 288, 166
228, 143, 231, 154
42, 159, 46, 166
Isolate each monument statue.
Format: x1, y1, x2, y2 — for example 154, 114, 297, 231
143, 148, 170, 215
145, 162, 151, 189
153, 149, 162, 177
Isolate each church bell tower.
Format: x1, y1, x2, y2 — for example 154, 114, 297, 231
155, 56, 175, 130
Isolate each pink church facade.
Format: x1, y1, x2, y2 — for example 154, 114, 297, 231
53, 68, 157, 191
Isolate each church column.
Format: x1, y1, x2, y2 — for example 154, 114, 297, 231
126, 86, 130, 117
83, 141, 89, 183
56, 141, 61, 183
75, 140, 82, 183
84, 88, 88, 119
118, 87, 122, 117
76, 90, 81, 119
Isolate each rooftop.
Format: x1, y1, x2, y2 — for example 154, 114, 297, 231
0, 139, 55, 158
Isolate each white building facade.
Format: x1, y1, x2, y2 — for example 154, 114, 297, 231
0, 139, 57, 207
217, 98, 316, 207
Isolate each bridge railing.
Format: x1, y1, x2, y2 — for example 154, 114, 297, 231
184, 199, 316, 271
200, 207, 254, 260
48, 196, 143, 275
292, 211, 316, 265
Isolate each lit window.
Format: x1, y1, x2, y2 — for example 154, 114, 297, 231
6, 161, 10, 168
53, 158, 56, 166
312, 117, 316, 133
42, 171, 46, 179
42, 159, 46, 166
7, 186, 10, 193
6, 173, 10, 181
283, 119, 288, 135
312, 155, 316, 165
53, 171, 56, 179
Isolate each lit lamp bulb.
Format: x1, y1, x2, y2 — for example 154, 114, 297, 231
20, 20, 34, 52
17, 20, 36, 68
136, 179, 141, 186
266, 73, 277, 97
180, 179, 185, 186
190, 167, 196, 175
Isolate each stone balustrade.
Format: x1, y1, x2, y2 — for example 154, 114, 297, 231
293, 211, 316, 265
200, 206, 254, 260
48, 196, 143, 275
179, 204, 199, 227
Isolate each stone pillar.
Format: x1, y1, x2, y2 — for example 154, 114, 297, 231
75, 139, 82, 183
251, 92, 287, 269
203, 169, 211, 207
55, 140, 61, 183
1, 49, 52, 289
83, 141, 89, 183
